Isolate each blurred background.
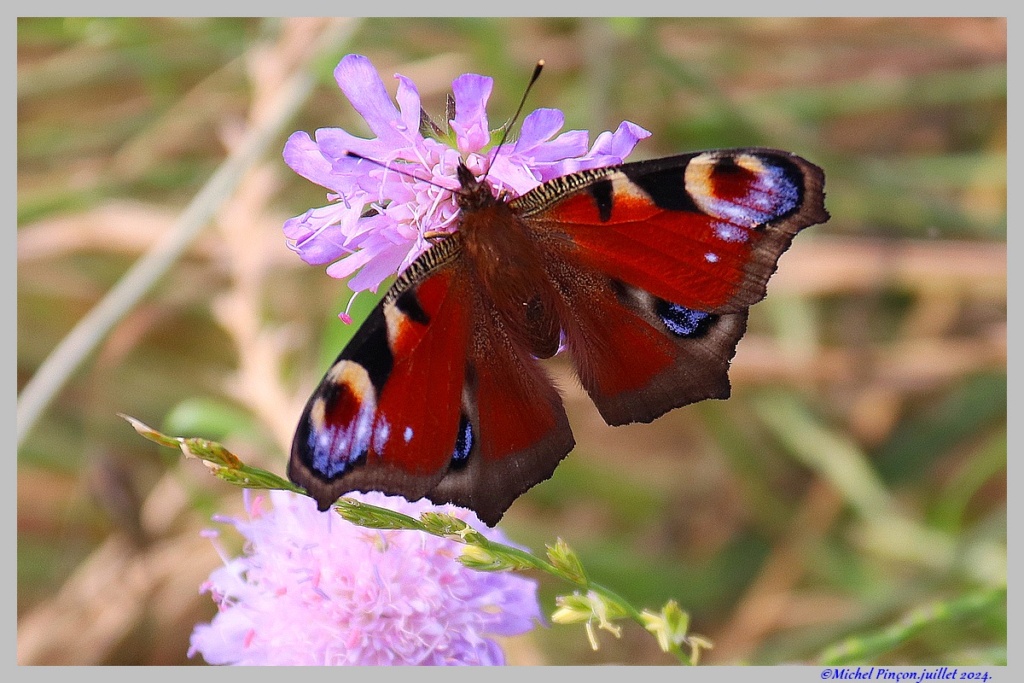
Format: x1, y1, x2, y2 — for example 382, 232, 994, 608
17, 17, 1006, 665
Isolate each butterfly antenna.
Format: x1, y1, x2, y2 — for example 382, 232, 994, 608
341, 151, 453, 192
481, 59, 545, 183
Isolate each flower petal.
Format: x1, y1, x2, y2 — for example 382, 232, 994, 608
451, 73, 493, 153
394, 74, 424, 144
189, 491, 542, 666
519, 129, 591, 164
513, 108, 567, 152
334, 54, 403, 147
284, 202, 363, 265
283, 131, 349, 194
586, 120, 652, 162
314, 127, 390, 165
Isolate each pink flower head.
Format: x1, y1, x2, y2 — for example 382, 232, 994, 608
189, 490, 542, 665
283, 54, 651, 310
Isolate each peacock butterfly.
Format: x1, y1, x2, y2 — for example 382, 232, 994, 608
286, 68, 828, 525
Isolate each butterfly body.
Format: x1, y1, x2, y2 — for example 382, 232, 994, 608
290, 148, 828, 525
456, 170, 564, 360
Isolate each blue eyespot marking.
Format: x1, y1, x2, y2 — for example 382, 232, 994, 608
309, 424, 369, 478
686, 153, 804, 227
657, 300, 715, 338
451, 414, 473, 467
306, 379, 376, 478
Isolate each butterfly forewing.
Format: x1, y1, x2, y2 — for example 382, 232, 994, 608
514, 148, 827, 313
289, 239, 471, 511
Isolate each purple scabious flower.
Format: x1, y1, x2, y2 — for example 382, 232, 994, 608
283, 54, 650, 317
188, 490, 542, 666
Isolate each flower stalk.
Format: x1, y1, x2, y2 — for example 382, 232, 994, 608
123, 415, 708, 664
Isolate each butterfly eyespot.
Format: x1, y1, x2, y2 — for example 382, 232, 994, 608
450, 414, 474, 469
305, 361, 379, 478
656, 300, 716, 338
685, 152, 802, 226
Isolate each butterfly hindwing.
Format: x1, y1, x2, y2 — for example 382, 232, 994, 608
545, 256, 750, 425
425, 295, 574, 525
